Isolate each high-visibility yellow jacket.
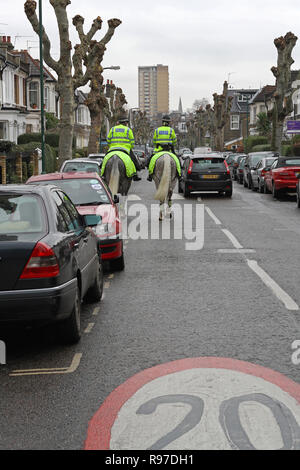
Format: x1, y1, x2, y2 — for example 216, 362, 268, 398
153, 126, 177, 152
107, 124, 135, 153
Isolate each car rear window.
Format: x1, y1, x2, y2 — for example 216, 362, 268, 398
192, 158, 226, 170
33, 178, 110, 205
0, 194, 46, 234
63, 162, 99, 173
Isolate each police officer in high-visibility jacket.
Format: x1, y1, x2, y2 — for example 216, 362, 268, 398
147, 115, 178, 181
107, 117, 141, 181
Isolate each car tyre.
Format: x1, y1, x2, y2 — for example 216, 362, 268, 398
248, 176, 253, 190
178, 180, 183, 193
243, 178, 248, 188
225, 187, 233, 197
272, 182, 280, 199
85, 261, 104, 303
57, 284, 81, 344
183, 184, 190, 198
297, 190, 300, 208
110, 253, 125, 272
258, 180, 264, 193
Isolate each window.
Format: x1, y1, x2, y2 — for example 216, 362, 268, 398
230, 115, 239, 130
0, 194, 46, 234
29, 81, 39, 109
14, 75, 19, 105
57, 191, 83, 230
238, 93, 251, 102
0, 122, 8, 139
44, 86, 49, 111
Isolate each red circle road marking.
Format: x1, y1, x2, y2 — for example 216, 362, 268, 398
84, 357, 300, 450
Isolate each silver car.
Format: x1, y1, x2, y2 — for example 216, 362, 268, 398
60, 159, 102, 175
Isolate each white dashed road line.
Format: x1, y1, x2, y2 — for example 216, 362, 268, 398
205, 207, 222, 225
222, 229, 244, 249
84, 323, 95, 334
247, 260, 299, 311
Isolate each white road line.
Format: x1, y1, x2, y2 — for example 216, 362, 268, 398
197, 197, 202, 202
247, 260, 299, 311
218, 249, 256, 254
205, 207, 222, 225
222, 229, 243, 249
108, 274, 114, 279
84, 323, 95, 334
127, 195, 141, 201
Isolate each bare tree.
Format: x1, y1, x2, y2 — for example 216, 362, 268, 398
24, 0, 121, 165
104, 83, 127, 127
212, 81, 233, 151
270, 32, 299, 152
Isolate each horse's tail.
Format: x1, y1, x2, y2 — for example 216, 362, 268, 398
155, 154, 171, 202
108, 156, 120, 196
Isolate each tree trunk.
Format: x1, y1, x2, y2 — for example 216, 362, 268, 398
88, 111, 102, 155
58, 79, 75, 166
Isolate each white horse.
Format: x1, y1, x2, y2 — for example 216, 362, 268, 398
152, 153, 178, 220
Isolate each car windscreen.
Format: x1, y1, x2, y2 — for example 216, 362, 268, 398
192, 158, 226, 170
63, 162, 99, 173
34, 179, 110, 205
238, 158, 246, 168
0, 194, 47, 235
278, 158, 300, 167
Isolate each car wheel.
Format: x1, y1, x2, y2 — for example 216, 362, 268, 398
183, 184, 190, 198
110, 253, 125, 272
225, 187, 232, 197
85, 261, 104, 303
248, 176, 253, 190
57, 284, 81, 344
178, 180, 183, 193
258, 180, 264, 193
297, 190, 300, 208
272, 182, 280, 199
243, 178, 248, 188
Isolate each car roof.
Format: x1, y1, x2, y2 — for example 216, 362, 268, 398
62, 159, 100, 165
27, 171, 101, 182
0, 184, 56, 194
191, 153, 224, 159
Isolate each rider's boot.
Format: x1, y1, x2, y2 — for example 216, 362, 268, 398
147, 174, 153, 182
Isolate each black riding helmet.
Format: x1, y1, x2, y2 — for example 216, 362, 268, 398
162, 114, 171, 124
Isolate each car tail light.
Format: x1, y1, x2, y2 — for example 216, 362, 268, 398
20, 242, 59, 279
224, 161, 230, 174
187, 160, 193, 174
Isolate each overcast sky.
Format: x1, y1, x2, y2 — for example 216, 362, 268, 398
4, 1, 300, 111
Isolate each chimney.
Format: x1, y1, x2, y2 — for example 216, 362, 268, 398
0, 36, 14, 51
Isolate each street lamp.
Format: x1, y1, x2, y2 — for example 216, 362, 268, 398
38, 0, 45, 173
103, 66, 120, 71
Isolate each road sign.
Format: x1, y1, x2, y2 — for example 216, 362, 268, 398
84, 357, 300, 450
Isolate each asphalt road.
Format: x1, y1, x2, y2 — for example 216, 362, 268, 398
1, 171, 300, 450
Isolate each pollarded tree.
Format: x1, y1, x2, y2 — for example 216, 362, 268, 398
104, 82, 127, 127
72, 16, 122, 155
212, 81, 233, 151
270, 32, 299, 152
24, 0, 121, 166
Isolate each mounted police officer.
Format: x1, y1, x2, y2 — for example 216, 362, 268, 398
107, 116, 142, 181
147, 115, 179, 182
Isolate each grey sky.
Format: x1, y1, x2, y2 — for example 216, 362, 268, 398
3, 0, 300, 111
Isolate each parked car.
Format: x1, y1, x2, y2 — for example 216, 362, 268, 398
194, 147, 212, 155
251, 156, 277, 193
231, 154, 247, 180
243, 152, 277, 189
88, 153, 106, 166
60, 158, 102, 175
27, 172, 124, 271
0, 184, 103, 344
178, 153, 232, 197
264, 156, 300, 198
296, 174, 300, 208
236, 157, 246, 184
133, 149, 147, 169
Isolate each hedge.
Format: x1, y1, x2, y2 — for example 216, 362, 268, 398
243, 136, 269, 154
16, 142, 57, 173
18, 133, 76, 149
251, 144, 271, 152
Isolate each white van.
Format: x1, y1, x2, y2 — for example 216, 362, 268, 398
194, 147, 212, 154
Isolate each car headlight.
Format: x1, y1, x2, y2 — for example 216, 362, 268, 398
93, 223, 116, 238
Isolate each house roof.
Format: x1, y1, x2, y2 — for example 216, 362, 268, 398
249, 85, 276, 104
12, 50, 56, 82
227, 88, 258, 113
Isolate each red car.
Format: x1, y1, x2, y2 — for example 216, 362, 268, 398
264, 156, 300, 198
27, 172, 124, 270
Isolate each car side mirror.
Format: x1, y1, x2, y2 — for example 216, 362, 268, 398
113, 195, 119, 203
82, 214, 102, 227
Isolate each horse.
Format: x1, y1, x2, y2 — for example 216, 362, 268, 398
152, 153, 178, 220
102, 153, 134, 217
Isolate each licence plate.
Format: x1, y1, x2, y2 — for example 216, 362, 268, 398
202, 175, 219, 179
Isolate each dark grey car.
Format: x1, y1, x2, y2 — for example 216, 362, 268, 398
244, 152, 278, 189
